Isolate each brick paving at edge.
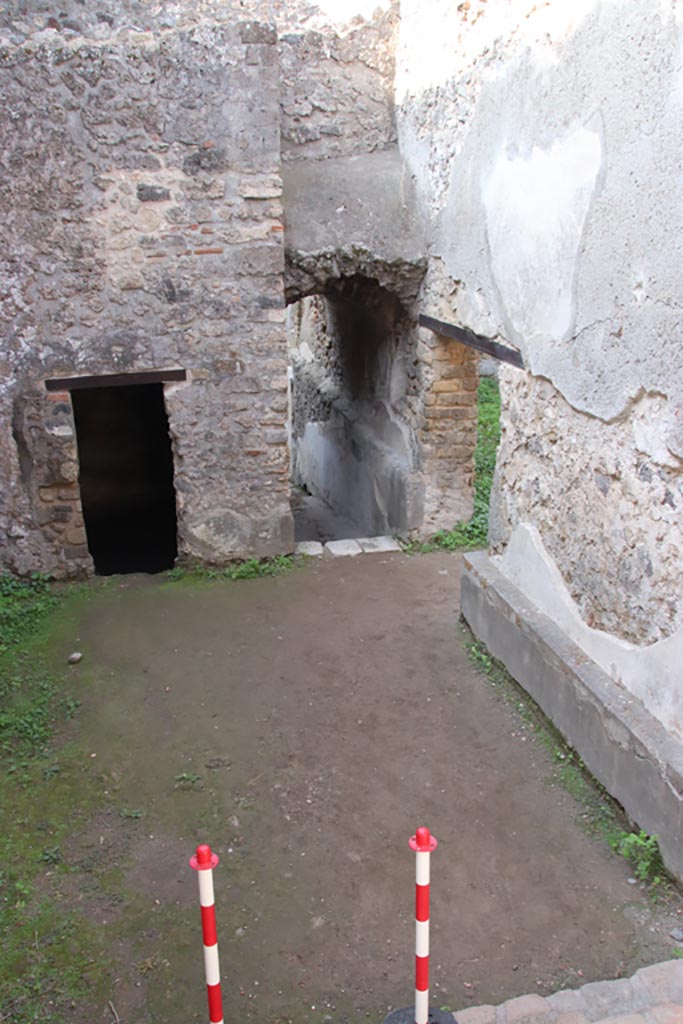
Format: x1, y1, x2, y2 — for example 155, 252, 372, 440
451, 960, 683, 1024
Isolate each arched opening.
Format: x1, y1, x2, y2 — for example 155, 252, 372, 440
287, 275, 423, 542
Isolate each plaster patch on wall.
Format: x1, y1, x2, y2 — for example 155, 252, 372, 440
483, 125, 602, 350
497, 522, 683, 741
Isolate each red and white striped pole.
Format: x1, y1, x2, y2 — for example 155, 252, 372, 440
190, 843, 224, 1024
409, 826, 438, 1024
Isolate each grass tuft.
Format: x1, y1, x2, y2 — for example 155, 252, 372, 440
166, 554, 294, 583
0, 573, 56, 654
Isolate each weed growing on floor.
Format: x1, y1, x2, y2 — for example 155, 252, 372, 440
612, 830, 664, 884
166, 554, 294, 583
174, 771, 203, 788
460, 622, 675, 898
0, 572, 55, 653
405, 377, 501, 553
120, 807, 143, 820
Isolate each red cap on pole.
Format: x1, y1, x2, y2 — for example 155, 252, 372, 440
409, 826, 438, 852
190, 843, 220, 871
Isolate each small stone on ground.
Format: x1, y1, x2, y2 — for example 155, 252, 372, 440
324, 539, 363, 557
357, 536, 402, 553
295, 541, 324, 557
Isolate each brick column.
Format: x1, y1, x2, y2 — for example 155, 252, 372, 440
419, 330, 479, 533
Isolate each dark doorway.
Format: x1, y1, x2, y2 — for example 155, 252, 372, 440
288, 277, 418, 543
71, 383, 177, 575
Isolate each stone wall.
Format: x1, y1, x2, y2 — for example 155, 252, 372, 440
0, 0, 480, 578
395, 0, 683, 741
396, 0, 683, 649
279, 3, 397, 163
490, 371, 682, 648
0, 12, 292, 576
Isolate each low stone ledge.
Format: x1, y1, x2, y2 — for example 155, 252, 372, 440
460, 552, 683, 882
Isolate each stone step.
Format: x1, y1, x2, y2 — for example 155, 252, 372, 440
295, 536, 403, 558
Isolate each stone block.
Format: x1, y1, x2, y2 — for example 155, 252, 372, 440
547, 990, 587, 1015
503, 993, 552, 1022
136, 184, 170, 202
239, 21, 277, 44
451, 1005, 496, 1024
324, 539, 362, 557
439, 364, 478, 381
63, 544, 89, 559
648, 1003, 683, 1023
594, 1015, 645, 1024
357, 536, 402, 553
239, 175, 282, 199
436, 392, 475, 407
265, 428, 288, 445
425, 407, 456, 419
295, 541, 323, 557
578, 978, 636, 1018
554, 1014, 589, 1024
636, 962, 683, 1004
433, 345, 468, 364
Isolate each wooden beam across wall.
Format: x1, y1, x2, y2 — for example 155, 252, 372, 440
419, 314, 525, 369
45, 368, 187, 392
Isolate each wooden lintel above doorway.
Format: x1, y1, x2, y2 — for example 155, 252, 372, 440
45, 368, 187, 392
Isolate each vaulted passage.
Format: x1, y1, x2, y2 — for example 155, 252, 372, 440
288, 276, 421, 542
71, 383, 177, 575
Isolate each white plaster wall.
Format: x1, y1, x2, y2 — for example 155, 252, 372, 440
399, 0, 683, 452
396, 0, 683, 732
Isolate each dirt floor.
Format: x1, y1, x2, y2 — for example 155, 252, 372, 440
51, 552, 682, 1024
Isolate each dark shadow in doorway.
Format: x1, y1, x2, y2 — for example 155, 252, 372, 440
71, 383, 177, 575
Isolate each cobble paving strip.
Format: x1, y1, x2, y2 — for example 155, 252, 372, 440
452, 962, 683, 1024
503, 993, 554, 1022
454, 1007, 498, 1024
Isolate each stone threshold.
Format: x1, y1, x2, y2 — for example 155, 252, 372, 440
295, 536, 402, 558
461, 551, 683, 883
451, 958, 683, 1023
